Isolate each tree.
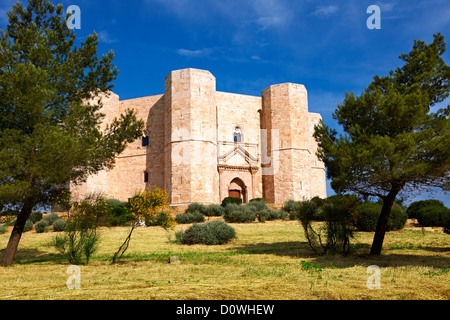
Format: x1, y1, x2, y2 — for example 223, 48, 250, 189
314, 33, 450, 255
111, 187, 175, 264
0, 0, 144, 266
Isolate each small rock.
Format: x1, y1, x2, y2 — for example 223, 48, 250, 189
169, 256, 180, 264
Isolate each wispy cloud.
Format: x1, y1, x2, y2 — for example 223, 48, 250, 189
176, 48, 214, 58
310, 5, 339, 18
97, 31, 118, 44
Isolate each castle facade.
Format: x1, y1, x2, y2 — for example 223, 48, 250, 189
71, 68, 327, 205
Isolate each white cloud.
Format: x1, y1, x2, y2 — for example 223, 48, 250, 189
311, 5, 339, 18
177, 48, 214, 57
97, 31, 118, 44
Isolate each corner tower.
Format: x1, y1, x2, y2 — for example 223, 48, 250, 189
164, 69, 219, 204
261, 83, 323, 203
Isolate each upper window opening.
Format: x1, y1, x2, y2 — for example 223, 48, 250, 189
233, 127, 242, 143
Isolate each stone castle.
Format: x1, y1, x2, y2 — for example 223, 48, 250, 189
71, 68, 327, 206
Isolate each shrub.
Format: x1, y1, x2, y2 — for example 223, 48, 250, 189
175, 211, 205, 224
23, 219, 34, 232
417, 205, 449, 227
0, 224, 6, 234
105, 198, 127, 207
103, 204, 134, 227
257, 209, 287, 222
176, 220, 236, 245
51, 227, 100, 265
30, 211, 43, 223
221, 197, 242, 207
223, 206, 256, 223
441, 210, 450, 234
282, 200, 301, 220
35, 220, 49, 233
223, 203, 242, 215
406, 199, 445, 219
186, 202, 207, 215
53, 219, 67, 232
354, 203, 408, 231
204, 204, 225, 217
248, 198, 268, 212
145, 211, 175, 227
43, 213, 60, 225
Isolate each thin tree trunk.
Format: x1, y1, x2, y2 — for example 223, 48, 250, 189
1, 197, 36, 267
370, 186, 401, 255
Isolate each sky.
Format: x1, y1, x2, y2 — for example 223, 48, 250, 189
0, 0, 449, 206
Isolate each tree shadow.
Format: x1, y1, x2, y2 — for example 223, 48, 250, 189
0, 248, 64, 265
230, 241, 450, 269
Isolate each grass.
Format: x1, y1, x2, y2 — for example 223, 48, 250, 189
0, 219, 449, 300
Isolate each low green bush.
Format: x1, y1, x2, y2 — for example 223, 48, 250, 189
30, 212, 43, 223
175, 211, 205, 224
175, 220, 236, 245
223, 206, 256, 223
145, 211, 175, 227
221, 197, 242, 207
35, 220, 49, 233
417, 205, 450, 227
0, 224, 6, 234
282, 200, 301, 220
43, 213, 60, 225
53, 219, 67, 232
186, 202, 207, 215
247, 198, 268, 212
257, 209, 287, 222
204, 204, 225, 217
103, 204, 134, 227
24, 219, 34, 232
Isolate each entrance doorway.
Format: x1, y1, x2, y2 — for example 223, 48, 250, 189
228, 178, 247, 203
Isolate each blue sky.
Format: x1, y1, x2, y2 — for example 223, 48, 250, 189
1, 0, 449, 206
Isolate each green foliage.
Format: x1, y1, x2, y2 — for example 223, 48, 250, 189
221, 197, 242, 207
354, 203, 407, 231
0, 224, 6, 234
186, 203, 207, 215
282, 200, 301, 220
23, 219, 34, 232
246, 198, 268, 212
43, 213, 60, 225
145, 211, 175, 227
313, 33, 450, 254
417, 205, 450, 227
406, 200, 445, 219
174, 211, 205, 224
35, 220, 49, 234
103, 203, 134, 227
29, 211, 43, 223
223, 206, 256, 223
204, 204, 225, 217
52, 218, 67, 232
175, 220, 236, 245
297, 199, 355, 255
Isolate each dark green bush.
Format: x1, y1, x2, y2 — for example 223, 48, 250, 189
354, 203, 407, 231
257, 209, 287, 222
223, 203, 242, 215
35, 220, 49, 233
23, 219, 34, 232
204, 204, 225, 217
176, 220, 236, 245
103, 204, 134, 227
283, 200, 301, 220
53, 219, 67, 232
43, 213, 60, 225
441, 210, 450, 234
221, 197, 242, 207
417, 205, 449, 227
0, 224, 6, 234
246, 198, 268, 212
406, 199, 445, 219
105, 199, 127, 207
186, 202, 207, 215
30, 211, 43, 223
223, 206, 256, 223
145, 211, 175, 227
175, 211, 205, 224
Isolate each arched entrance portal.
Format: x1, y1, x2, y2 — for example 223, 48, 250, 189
228, 178, 247, 203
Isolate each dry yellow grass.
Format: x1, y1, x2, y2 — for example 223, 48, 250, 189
0, 219, 449, 300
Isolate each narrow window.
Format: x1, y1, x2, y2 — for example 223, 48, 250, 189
142, 136, 149, 147
144, 172, 149, 183
233, 127, 242, 143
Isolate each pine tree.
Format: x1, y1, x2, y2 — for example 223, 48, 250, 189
0, 0, 144, 266
314, 33, 450, 255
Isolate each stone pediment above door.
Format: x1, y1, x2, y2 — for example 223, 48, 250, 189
218, 144, 258, 166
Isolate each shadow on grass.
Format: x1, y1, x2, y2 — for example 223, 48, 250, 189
0, 248, 65, 265
230, 241, 450, 269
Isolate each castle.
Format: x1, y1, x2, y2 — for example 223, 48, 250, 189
71, 68, 327, 206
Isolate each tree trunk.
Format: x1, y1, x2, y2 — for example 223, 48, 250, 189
370, 186, 402, 255
1, 197, 36, 267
